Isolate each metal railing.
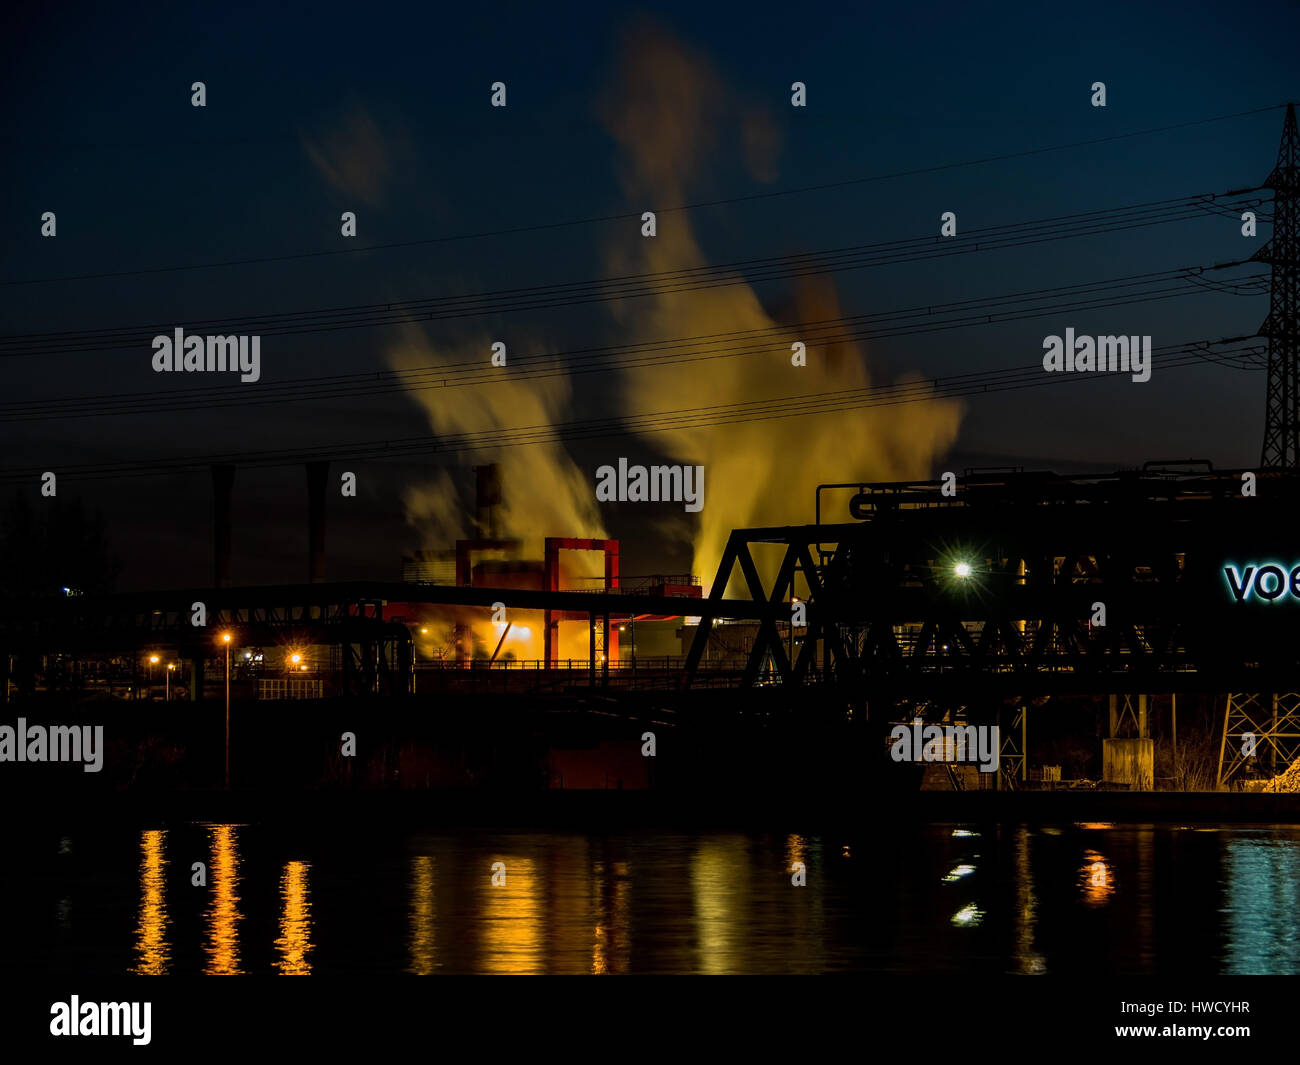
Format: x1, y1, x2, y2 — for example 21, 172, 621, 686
414, 656, 692, 671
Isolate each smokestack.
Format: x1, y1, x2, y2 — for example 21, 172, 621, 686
474, 463, 501, 539
306, 461, 329, 584
211, 463, 235, 588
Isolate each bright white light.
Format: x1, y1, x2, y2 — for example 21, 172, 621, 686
943, 864, 977, 882
954, 562, 973, 579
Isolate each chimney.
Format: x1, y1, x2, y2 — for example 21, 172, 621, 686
306, 461, 329, 584
474, 463, 502, 539
211, 463, 235, 588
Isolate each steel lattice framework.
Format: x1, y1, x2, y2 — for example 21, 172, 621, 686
681, 465, 1300, 783
1217, 691, 1300, 787
685, 466, 1300, 697
1260, 103, 1300, 466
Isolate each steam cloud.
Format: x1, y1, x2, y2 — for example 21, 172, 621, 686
390, 22, 962, 602
390, 325, 609, 556
600, 22, 963, 591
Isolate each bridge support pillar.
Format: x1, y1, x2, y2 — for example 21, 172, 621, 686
998, 702, 1028, 787
1108, 694, 1148, 738
1104, 694, 1153, 789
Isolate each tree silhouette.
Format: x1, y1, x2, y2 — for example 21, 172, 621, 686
0, 492, 120, 598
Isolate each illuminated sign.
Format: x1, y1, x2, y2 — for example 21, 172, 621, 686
1223, 563, 1300, 602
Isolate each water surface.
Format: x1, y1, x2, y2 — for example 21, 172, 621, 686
5, 822, 1298, 974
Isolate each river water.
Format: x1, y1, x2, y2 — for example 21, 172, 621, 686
5, 821, 1298, 975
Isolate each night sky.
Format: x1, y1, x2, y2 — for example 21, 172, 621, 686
3, 0, 1298, 590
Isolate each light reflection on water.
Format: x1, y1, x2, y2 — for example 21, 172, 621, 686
1079, 850, 1116, 906
1222, 835, 1300, 975
132, 828, 170, 975
204, 824, 243, 975
13, 822, 1300, 974
1013, 825, 1045, 974
408, 856, 436, 975
274, 860, 312, 975
591, 859, 630, 975
691, 837, 746, 974
480, 855, 541, 974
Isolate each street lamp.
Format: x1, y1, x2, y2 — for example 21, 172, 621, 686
165, 662, 175, 702
221, 632, 232, 789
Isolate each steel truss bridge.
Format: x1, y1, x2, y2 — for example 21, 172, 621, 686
683, 464, 1300, 786
4, 464, 1300, 786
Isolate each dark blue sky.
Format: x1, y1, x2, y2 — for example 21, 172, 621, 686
3, 0, 1297, 589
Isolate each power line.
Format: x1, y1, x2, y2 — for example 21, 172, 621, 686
0, 190, 1268, 359
0, 337, 1263, 483
2, 102, 1284, 288
0, 265, 1268, 421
